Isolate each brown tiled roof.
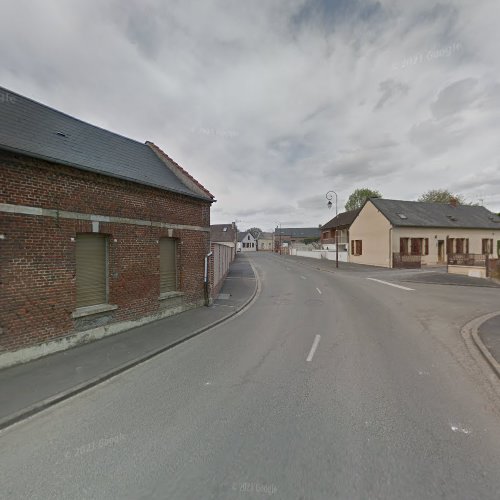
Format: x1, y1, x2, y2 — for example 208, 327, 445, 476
322, 209, 361, 230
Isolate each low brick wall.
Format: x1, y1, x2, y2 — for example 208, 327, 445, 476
488, 258, 500, 279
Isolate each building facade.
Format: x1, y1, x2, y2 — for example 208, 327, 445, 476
320, 209, 360, 251
211, 222, 238, 258
0, 86, 214, 366
348, 198, 500, 268
273, 227, 321, 253
238, 231, 257, 252
257, 232, 274, 251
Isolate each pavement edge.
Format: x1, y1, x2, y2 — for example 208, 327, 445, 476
461, 311, 500, 379
0, 256, 261, 432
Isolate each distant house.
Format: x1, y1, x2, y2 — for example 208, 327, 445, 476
0, 86, 215, 365
257, 232, 274, 251
349, 198, 500, 268
274, 227, 321, 253
320, 209, 360, 251
211, 222, 237, 258
238, 231, 257, 252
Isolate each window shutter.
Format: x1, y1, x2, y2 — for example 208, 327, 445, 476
160, 238, 177, 293
490, 239, 494, 254
76, 234, 107, 308
465, 238, 469, 254
351, 241, 355, 254
425, 238, 429, 255
447, 238, 454, 254
356, 240, 362, 255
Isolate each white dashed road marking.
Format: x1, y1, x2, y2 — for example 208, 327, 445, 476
366, 278, 414, 291
306, 335, 321, 362
316, 288, 322, 294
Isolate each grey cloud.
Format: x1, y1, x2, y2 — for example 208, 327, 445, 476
234, 205, 296, 218
1, 0, 500, 229
409, 117, 467, 156
323, 140, 400, 182
430, 78, 479, 119
374, 79, 409, 110
296, 195, 327, 210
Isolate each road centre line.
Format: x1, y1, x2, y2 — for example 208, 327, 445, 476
306, 335, 321, 362
366, 278, 414, 291
316, 287, 322, 294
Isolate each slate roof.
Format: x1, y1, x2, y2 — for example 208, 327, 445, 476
0, 86, 213, 201
238, 231, 255, 242
259, 232, 274, 239
322, 209, 361, 230
369, 198, 500, 229
210, 223, 236, 243
275, 227, 321, 238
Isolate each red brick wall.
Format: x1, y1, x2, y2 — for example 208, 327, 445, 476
0, 150, 212, 352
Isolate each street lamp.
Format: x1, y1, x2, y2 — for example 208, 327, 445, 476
234, 218, 242, 256
275, 221, 282, 255
326, 190, 339, 268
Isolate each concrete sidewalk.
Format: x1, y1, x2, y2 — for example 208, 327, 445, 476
0, 255, 257, 430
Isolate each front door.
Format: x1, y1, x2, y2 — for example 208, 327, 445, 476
438, 240, 445, 263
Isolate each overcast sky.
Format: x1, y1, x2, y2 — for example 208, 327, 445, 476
1, 0, 499, 231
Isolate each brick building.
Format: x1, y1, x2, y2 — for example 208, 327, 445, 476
0, 87, 215, 366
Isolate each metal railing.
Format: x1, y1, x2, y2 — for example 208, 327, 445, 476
392, 253, 421, 269
447, 253, 487, 267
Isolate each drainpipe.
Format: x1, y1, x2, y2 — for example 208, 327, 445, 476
204, 251, 213, 306
389, 227, 393, 268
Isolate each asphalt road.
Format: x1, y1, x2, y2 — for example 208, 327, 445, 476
2, 253, 500, 499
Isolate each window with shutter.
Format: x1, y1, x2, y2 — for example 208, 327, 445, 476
447, 238, 454, 254
483, 238, 493, 254
160, 238, 177, 293
410, 238, 422, 255
424, 238, 429, 255
356, 240, 363, 255
351, 241, 355, 254
75, 234, 107, 308
400, 237, 409, 255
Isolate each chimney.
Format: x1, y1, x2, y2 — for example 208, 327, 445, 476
449, 197, 458, 207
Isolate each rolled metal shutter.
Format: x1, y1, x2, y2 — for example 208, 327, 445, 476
76, 234, 107, 307
160, 238, 177, 292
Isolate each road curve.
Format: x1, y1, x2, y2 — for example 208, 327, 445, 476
1, 253, 500, 499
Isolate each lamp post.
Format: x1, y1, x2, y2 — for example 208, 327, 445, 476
326, 191, 339, 268
234, 218, 242, 256
275, 222, 282, 255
